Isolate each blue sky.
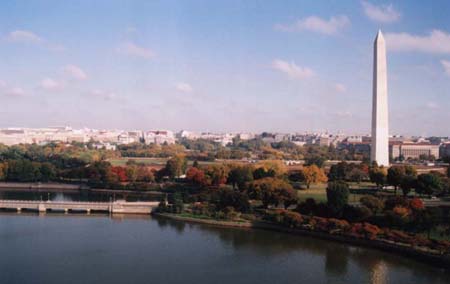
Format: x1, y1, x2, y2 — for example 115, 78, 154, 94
1, 1, 449, 135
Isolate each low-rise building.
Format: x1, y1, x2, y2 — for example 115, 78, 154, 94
390, 142, 440, 160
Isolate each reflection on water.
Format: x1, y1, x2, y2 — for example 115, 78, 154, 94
155, 218, 450, 284
0, 213, 449, 284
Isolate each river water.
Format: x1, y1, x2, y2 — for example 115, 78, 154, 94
0, 213, 449, 284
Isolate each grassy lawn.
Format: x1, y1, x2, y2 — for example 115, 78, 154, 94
109, 157, 220, 167
109, 157, 169, 166
296, 182, 373, 203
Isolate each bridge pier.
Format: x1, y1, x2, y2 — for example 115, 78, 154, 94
17, 208, 21, 213
38, 203, 46, 213
64, 208, 68, 214
86, 209, 91, 215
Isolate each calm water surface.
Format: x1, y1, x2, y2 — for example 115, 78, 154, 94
0, 213, 449, 284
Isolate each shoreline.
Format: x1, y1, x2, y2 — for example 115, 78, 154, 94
0, 182, 163, 195
154, 212, 450, 269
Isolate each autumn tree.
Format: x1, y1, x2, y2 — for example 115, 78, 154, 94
301, 165, 328, 189
247, 177, 297, 209
186, 167, 208, 186
204, 164, 229, 186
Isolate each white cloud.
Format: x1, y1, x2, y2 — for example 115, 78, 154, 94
7, 30, 43, 43
117, 42, 155, 59
175, 82, 193, 93
441, 59, 450, 76
6, 29, 65, 52
361, 1, 401, 23
5, 87, 26, 97
40, 78, 63, 91
385, 30, 450, 54
64, 65, 87, 80
275, 15, 350, 35
272, 59, 315, 80
0, 80, 6, 88
335, 83, 347, 93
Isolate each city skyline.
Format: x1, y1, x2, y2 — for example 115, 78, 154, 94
1, 1, 450, 135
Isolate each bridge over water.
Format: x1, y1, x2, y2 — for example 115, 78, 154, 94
0, 199, 159, 214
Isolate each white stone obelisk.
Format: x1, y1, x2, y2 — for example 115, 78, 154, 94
371, 30, 389, 167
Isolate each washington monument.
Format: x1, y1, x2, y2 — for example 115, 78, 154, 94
371, 30, 389, 167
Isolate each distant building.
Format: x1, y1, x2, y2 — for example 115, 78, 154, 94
439, 143, 450, 159
390, 142, 440, 160
145, 130, 176, 145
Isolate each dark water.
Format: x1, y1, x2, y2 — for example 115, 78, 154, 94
0, 189, 159, 202
0, 214, 449, 284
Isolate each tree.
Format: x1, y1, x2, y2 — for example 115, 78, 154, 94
0, 162, 7, 181
326, 181, 350, 217
305, 156, 326, 168
165, 155, 187, 179
347, 168, 368, 183
213, 188, 250, 213
328, 162, 348, 181
369, 166, 387, 189
400, 175, 416, 197
416, 173, 443, 197
170, 191, 184, 213
39, 162, 56, 182
186, 167, 208, 186
360, 196, 384, 214
204, 164, 229, 186
228, 165, 254, 190
255, 160, 287, 178
227, 165, 253, 190
247, 177, 296, 209
301, 165, 328, 189
126, 165, 139, 183
387, 166, 406, 194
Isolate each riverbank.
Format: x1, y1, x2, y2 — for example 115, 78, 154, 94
155, 212, 450, 269
0, 182, 163, 195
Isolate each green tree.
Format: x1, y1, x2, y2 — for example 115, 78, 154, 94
328, 162, 348, 181
369, 166, 387, 189
228, 165, 254, 190
387, 166, 406, 194
165, 155, 187, 179
416, 173, 443, 197
326, 181, 350, 217
170, 191, 184, 213
39, 162, 56, 182
400, 175, 416, 197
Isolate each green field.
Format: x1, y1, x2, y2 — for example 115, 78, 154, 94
296, 182, 374, 203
